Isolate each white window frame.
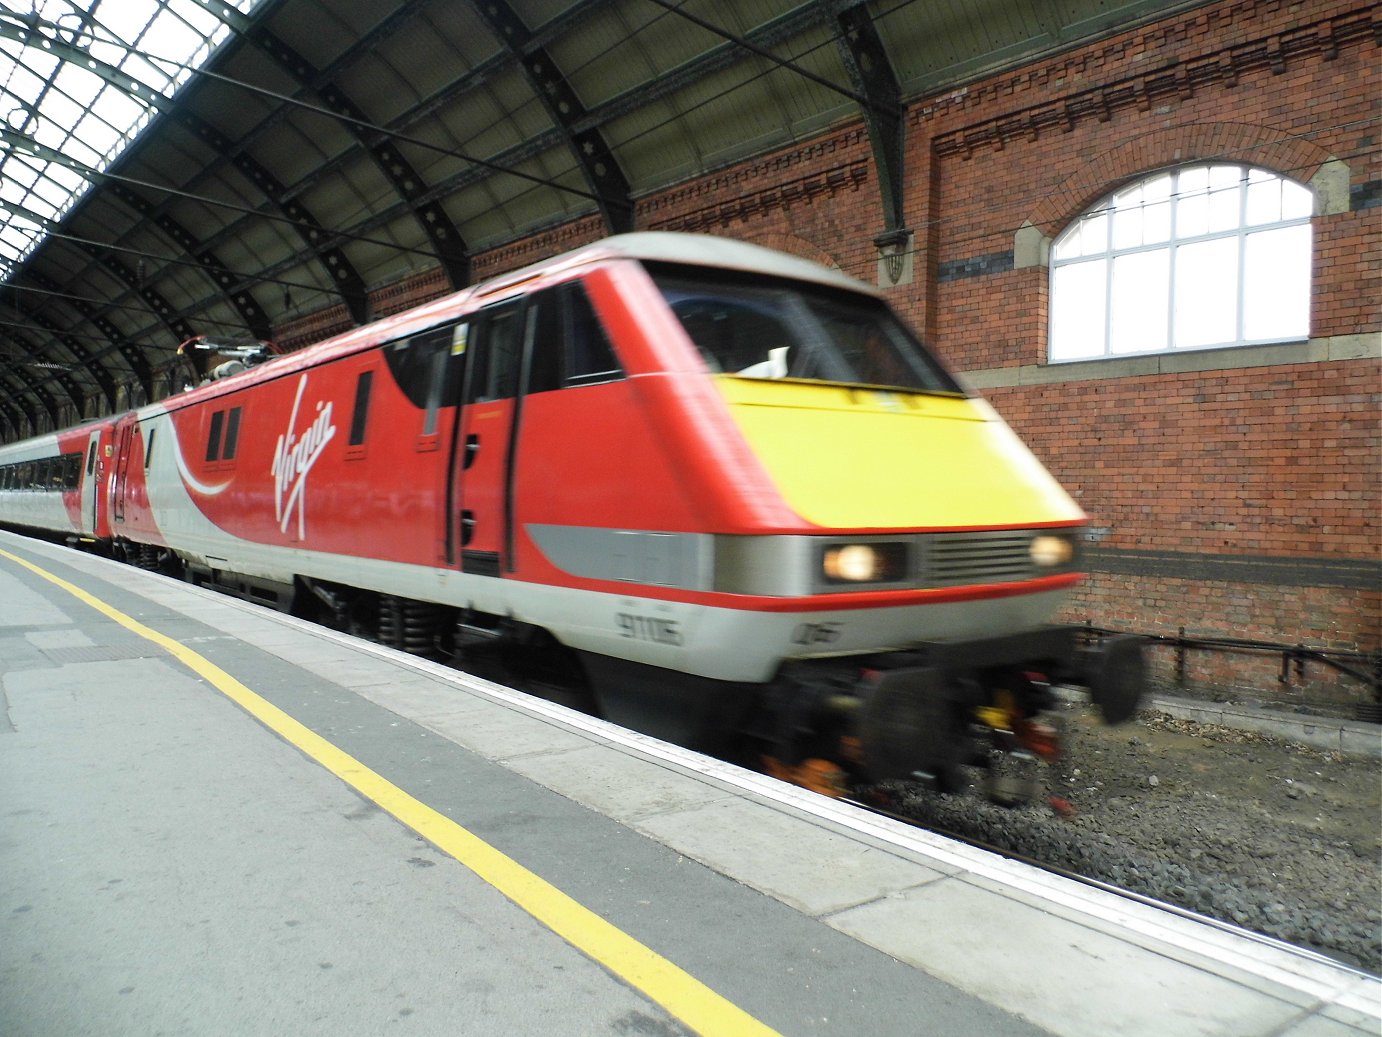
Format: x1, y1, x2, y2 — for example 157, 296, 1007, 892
1048, 164, 1313, 363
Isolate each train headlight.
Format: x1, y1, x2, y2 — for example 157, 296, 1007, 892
1029, 534, 1075, 569
822, 543, 908, 583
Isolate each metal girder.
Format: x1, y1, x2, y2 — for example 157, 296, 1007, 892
106, 0, 830, 308
291, 1, 846, 241
185, 2, 617, 269
164, 109, 371, 326
1, 202, 153, 401
102, 182, 274, 341
1, 362, 59, 429
4, 287, 118, 410
26, 271, 152, 406
836, 3, 907, 233
6, 330, 87, 415
243, 24, 472, 289
0, 392, 24, 439
475, 0, 634, 234
0, 373, 37, 436
647, 0, 885, 113
77, 248, 170, 401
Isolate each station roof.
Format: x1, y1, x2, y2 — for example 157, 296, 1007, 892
0, 0, 1209, 437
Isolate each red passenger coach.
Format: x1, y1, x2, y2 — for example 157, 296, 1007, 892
0, 233, 1145, 798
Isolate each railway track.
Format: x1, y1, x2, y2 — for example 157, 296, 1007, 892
842, 787, 1378, 978
846, 710, 1381, 976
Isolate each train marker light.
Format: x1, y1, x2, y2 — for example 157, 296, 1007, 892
822, 542, 906, 583
1029, 534, 1074, 568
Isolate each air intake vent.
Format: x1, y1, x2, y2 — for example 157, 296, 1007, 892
924, 532, 1032, 587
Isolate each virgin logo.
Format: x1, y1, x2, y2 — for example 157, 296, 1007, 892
272, 375, 337, 538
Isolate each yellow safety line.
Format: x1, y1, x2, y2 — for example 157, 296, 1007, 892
1, 547, 783, 1037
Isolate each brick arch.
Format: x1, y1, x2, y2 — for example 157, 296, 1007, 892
1030, 123, 1337, 237
742, 231, 842, 270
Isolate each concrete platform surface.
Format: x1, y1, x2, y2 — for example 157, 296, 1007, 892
2, 530, 1377, 1037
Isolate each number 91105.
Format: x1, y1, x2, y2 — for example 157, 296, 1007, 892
616, 613, 683, 645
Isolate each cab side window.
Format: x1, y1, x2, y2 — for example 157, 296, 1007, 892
465, 302, 525, 404
526, 283, 623, 394
383, 322, 465, 436
566, 285, 621, 385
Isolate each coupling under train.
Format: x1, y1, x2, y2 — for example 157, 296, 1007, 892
0, 232, 1144, 798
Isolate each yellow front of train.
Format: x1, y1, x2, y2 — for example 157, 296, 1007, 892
718, 378, 1082, 532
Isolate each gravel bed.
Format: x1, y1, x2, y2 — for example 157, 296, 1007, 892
868, 706, 1381, 974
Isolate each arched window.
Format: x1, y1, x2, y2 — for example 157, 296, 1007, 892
1049, 164, 1312, 362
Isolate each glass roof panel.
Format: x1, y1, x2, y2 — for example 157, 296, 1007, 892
0, 0, 265, 282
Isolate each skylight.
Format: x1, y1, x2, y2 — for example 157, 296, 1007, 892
0, 0, 264, 281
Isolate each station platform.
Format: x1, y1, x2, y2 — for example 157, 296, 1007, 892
2, 529, 1378, 1037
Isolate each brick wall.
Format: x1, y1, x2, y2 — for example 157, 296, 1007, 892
908, 0, 1381, 705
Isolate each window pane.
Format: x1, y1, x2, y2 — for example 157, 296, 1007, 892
348, 370, 374, 445
1051, 225, 1080, 262
1056, 209, 1110, 259
1051, 165, 1310, 361
653, 267, 959, 392
73, 114, 121, 158
98, 0, 163, 38
7, 161, 38, 192
53, 65, 103, 107
1143, 174, 1172, 244
1206, 165, 1242, 232
1245, 167, 1283, 225
467, 305, 524, 403
1110, 249, 1170, 353
1050, 259, 1107, 360
222, 407, 241, 459
1243, 224, 1311, 341
1077, 208, 1109, 256
1282, 179, 1313, 221
1176, 166, 1210, 237
566, 285, 621, 382
527, 290, 563, 394
1174, 237, 1238, 348
205, 410, 224, 462
1112, 183, 1144, 250
1110, 174, 1171, 249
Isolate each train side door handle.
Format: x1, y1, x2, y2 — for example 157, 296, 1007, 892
463, 434, 480, 469
460, 510, 475, 546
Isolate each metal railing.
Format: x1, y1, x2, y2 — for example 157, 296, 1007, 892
1082, 623, 1382, 723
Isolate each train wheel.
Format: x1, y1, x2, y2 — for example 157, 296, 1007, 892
859, 667, 975, 791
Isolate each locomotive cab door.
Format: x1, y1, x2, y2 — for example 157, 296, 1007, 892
110, 414, 138, 525
82, 428, 105, 537
449, 299, 528, 575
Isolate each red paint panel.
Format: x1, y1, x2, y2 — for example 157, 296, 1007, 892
151, 354, 448, 565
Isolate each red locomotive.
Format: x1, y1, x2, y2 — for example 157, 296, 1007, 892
0, 233, 1143, 796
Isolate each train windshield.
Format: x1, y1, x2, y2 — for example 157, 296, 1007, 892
648, 265, 963, 395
